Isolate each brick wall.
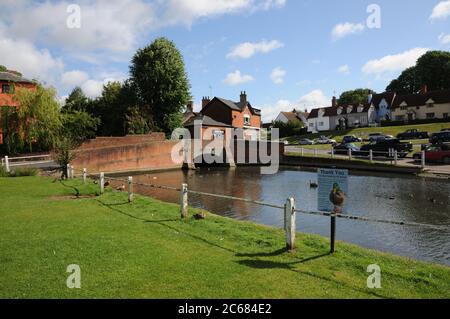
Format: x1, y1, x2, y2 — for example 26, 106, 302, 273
77, 133, 166, 150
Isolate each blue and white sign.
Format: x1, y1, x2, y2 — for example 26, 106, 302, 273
317, 168, 349, 212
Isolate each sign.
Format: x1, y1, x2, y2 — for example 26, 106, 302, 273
317, 168, 348, 212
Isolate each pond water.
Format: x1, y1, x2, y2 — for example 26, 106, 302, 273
122, 167, 450, 266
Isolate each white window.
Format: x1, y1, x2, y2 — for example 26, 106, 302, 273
244, 115, 251, 125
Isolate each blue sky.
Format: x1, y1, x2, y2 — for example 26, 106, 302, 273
1, 0, 450, 121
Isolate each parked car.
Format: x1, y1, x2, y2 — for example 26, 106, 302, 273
315, 136, 337, 145
441, 128, 450, 132
360, 139, 413, 158
298, 138, 314, 145
430, 131, 450, 144
342, 135, 362, 143
396, 129, 429, 140
413, 143, 450, 164
367, 133, 393, 142
333, 143, 363, 155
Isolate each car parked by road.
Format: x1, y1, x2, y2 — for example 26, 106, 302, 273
367, 133, 393, 142
430, 131, 450, 144
413, 143, 450, 164
342, 135, 362, 143
333, 143, 363, 156
315, 136, 337, 145
298, 138, 315, 145
360, 138, 413, 158
397, 129, 429, 140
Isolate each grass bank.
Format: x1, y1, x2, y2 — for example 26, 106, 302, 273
283, 122, 450, 144
0, 176, 449, 298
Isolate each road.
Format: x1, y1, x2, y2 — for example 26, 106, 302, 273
285, 146, 450, 176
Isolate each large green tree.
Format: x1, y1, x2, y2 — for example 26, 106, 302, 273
63, 87, 91, 113
386, 50, 450, 93
338, 88, 375, 105
130, 37, 191, 135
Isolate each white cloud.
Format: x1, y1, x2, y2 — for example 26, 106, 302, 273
0, 26, 64, 84
227, 40, 284, 59
223, 70, 254, 86
261, 99, 291, 122
161, 0, 286, 27
297, 90, 329, 111
338, 65, 350, 75
331, 22, 365, 41
430, 1, 450, 20
439, 33, 450, 44
270, 67, 286, 84
61, 70, 89, 88
362, 48, 429, 75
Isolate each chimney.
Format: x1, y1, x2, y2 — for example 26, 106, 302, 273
332, 96, 337, 107
186, 101, 193, 113
420, 84, 428, 95
368, 93, 373, 104
202, 96, 211, 108
240, 91, 247, 105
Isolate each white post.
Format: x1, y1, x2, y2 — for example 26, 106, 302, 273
301, 148, 304, 157
284, 197, 296, 251
394, 150, 398, 165
100, 173, 104, 194
369, 150, 373, 163
331, 148, 334, 159
128, 176, 133, 202
421, 151, 426, 169
66, 164, 71, 179
348, 148, 352, 160
71, 165, 75, 179
4, 156, 10, 173
83, 168, 87, 184
180, 183, 188, 218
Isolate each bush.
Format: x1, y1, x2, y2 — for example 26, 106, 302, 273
273, 120, 307, 138
0, 166, 37, 177
381, 118, 450, 127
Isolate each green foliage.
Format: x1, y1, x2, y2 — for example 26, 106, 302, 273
61, 111, 100, 144
125, 106, 151, 135
0, 65, 7, 72
0, 166, 37, 177
63, 87, 91, 113
387, 51, 450, 93
338, 88, 375, 105
52, 136, 78, 179
130, 37, 191, 134
273, 120, 305, 138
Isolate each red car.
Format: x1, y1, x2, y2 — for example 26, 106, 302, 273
414, 144, 450, 164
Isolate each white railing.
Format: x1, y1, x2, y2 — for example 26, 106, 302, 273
1, 154, 53, 172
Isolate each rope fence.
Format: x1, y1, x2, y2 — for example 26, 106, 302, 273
66, 165, 449, 252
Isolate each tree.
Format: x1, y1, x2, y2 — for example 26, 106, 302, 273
338, 88, 375, 105
11, 85, 62, 153
386, 51, 450, 93
125, 106, 151, 135
130, 37, 191, 135
273, 120, 305, 138
0, 65, 7, 72
61, 111, 100, 144
63, 87, 91, 113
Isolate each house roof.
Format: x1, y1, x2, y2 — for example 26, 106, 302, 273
370, 92, 396, 109
0, 72, 33, 84
308, 104, 371, 119
280, 111, 301, 122
184, 114, 232, 128
392, 89, 450, 109
210, 97, 262, 116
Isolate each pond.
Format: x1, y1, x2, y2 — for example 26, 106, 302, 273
122, 167, 450, 266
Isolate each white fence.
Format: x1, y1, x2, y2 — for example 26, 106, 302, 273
1, 154, 53, 172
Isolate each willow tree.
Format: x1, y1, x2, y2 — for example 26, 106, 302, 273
130, 37, 191, 135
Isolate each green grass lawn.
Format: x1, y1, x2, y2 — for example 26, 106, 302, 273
284, 122, 450, 144
1, 176, 449, 299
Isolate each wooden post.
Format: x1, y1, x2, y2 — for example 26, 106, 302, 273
100, 173, 104, 194
4, 156, 10, 173
180, 183, 188, 219
284, 198, 296, 251
369, 150, 373, 163
82, 168, 87, 184
128, 176, 133, 202
421, 151, 426, 169
330, 211, 337, 254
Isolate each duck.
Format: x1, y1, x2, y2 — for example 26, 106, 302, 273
193, 212, 206, 220
330, 183, 345, 208
116, 185, 125, 191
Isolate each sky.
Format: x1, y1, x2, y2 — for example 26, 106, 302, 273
1, 0, 450, 122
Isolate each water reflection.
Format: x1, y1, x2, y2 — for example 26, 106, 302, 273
120, 167, 450, 266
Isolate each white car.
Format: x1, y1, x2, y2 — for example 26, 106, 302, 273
315, 136, 337, 145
